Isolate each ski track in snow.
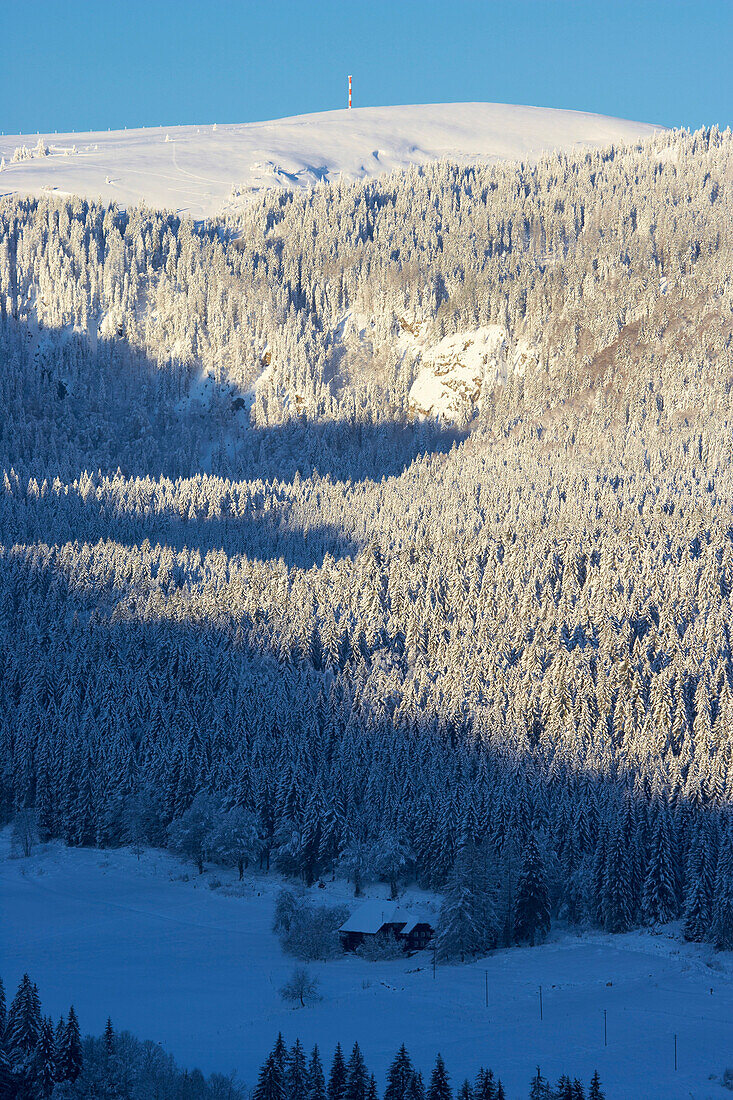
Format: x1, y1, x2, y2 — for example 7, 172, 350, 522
171, 140, 230, 189
0, 103, 662, 218
2, 837, 732, 1099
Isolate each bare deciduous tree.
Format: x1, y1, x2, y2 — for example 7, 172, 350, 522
279, 967, 321, 1008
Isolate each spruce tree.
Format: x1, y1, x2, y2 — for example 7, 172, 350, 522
427, 1054, 452, 1100
554, 1075, 573, 1100
407, 1071, 426, 1100
5, 974, 41, 1070
528, 1067, 550, 1099
345, 1042, 369, 1100
683, 830, 714, 942
53, 1015, 65, 1075
0, 1040, 11, 1100
457, 1080, 473, 1100
590, 831, 608, 927
307, 1045, 327, 1100
104, 1016, 115, 1056
641, 805, 678, 925
56, 1005, 82, 1083
328, 1043, 348, 1100
514, 832, 550, 946
273, 1033, 288, 1074
287, 1040, 309, 1100
33, 1017, 56, 1098
588, 1071, 604, 1100
603, 819, 634, 933
474, 1068, 495, 1100
711, 826, 733, 949
437, 841, 498, 961
52, 1016, 64, 1069
254, 1052, 286, 1100
384, 1045, 414, 1100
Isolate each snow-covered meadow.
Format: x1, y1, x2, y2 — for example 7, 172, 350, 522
0, 103, 661, 217
2, 836, 732, 1099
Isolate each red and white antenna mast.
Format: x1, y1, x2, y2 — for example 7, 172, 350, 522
348, 75, 352, 109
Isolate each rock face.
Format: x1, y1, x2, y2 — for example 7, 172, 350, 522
408, 326, 510, 421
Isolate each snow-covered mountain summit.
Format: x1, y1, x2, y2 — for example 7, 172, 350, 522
0, 102, 661, 218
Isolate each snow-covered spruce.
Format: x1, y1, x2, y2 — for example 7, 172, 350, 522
251, 1033, 606, 1100
1, 127, 733, 955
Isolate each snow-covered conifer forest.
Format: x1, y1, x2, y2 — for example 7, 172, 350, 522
2, 123, 733, 959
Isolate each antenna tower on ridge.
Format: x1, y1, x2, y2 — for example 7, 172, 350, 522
348, 75, 352, 109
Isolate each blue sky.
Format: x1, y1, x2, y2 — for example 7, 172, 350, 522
2, 0, 731, 134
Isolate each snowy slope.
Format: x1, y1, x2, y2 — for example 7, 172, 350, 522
2, 837, 732, 1099
0, 103, 661, 218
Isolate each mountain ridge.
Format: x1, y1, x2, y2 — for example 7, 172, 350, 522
0, 101, 662, 218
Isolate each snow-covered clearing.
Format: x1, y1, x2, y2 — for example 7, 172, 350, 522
1, 836, 732, 1098
0, 104, 661, 218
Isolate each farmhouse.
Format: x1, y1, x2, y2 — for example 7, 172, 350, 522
338, 901, 434, 952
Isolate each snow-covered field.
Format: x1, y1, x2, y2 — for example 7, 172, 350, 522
0, 103, 661, 217
2, 836, 732, 1098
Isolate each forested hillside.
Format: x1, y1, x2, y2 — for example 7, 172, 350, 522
1, 126, 733, 953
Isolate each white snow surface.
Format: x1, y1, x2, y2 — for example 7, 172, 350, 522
0, 104, 661, 218
2, 836, 733, 1098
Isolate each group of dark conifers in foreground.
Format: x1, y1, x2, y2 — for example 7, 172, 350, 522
251, 1034, 605, 1100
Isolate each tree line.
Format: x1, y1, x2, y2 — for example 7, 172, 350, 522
251, 1034, 605, 1100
